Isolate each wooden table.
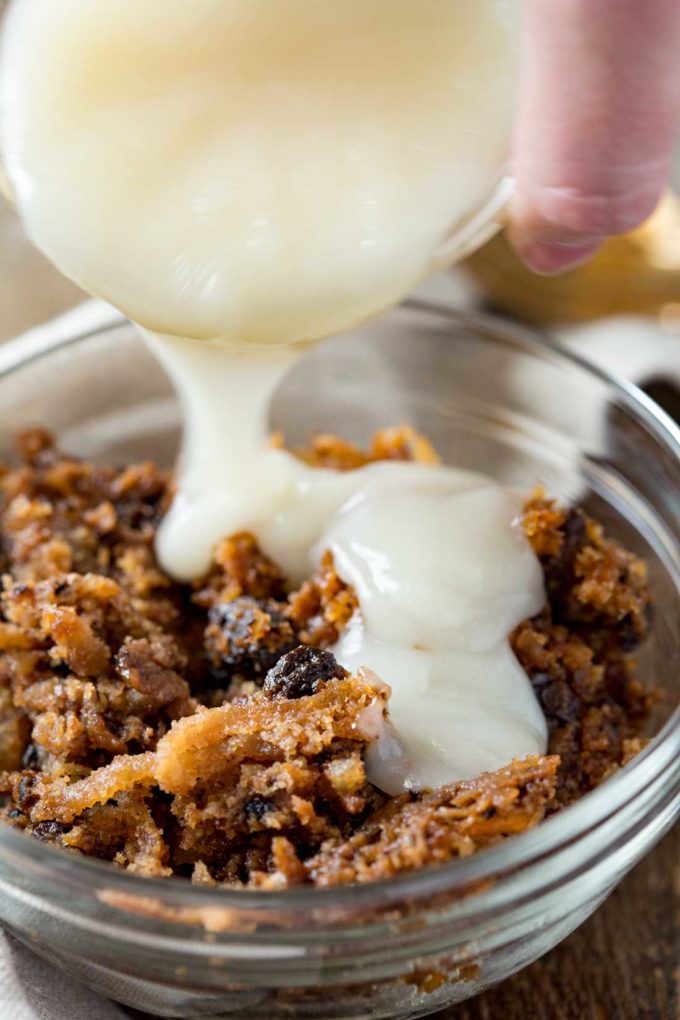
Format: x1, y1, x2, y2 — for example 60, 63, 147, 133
1, 205, 678, 1020
448, 828, 678, 1020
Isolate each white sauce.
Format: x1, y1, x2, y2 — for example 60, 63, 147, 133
150, 337, 547, 792
1, 0, 548, 792
1, 0, 519, 344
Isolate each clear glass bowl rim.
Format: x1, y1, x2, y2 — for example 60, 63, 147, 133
0, 298, 677, 916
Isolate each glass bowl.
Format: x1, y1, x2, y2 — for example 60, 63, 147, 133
0, 301, 677, 1020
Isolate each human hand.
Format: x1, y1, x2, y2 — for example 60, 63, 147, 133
509, 0, 680, 274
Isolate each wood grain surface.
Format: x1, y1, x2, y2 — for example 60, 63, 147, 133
447, 827, 678, 1020
1, 206, 678, 1020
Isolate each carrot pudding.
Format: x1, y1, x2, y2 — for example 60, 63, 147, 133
0, 428, 653, 887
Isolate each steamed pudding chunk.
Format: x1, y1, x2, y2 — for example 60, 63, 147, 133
0, 431, 654, 885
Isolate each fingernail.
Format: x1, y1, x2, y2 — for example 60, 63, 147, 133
517, 239, 603, 276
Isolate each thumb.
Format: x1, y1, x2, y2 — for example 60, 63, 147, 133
509, 0, 680, 275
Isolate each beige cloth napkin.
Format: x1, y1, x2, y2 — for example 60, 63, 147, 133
0, 932, 130, 1020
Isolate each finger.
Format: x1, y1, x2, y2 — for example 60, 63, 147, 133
509, 0, 680, 274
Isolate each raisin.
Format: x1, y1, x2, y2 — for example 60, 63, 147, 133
21, 743, 41, 770
538, 681, 581, 724
245, 796, 274, 822
262, 646, 347, 700
617, 616, 642, 652
545, 508, 587, 605
17, 774, 39, 810
32, 820, 69, 842
530, 672, 553, 688
562, 509, 587, 558
206, 597, 298, 679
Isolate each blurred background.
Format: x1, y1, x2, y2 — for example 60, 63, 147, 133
0, 200, 84, 342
